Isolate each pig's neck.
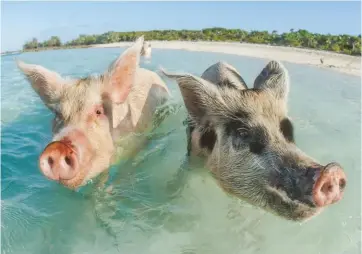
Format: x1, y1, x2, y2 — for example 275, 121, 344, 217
109, 103, 149, 164
111, 102, 134, 135
109, 67, 170, 162
110, 68, 170, 137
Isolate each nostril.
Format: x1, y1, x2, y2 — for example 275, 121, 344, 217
48, 157, 54, 167
339, 178, 346, 190
321, 183, 334, 194
64, 156, 72, 167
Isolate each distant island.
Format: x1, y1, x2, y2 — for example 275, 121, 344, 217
4, 28, 361, 56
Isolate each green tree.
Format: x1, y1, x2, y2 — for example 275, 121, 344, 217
22, 28, 362, 56
23, 38, 39, 50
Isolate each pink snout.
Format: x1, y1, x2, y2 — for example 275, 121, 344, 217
312, 163, 347, 207
39, 141, 79, 181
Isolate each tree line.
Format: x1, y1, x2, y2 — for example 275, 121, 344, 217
23, 28, 361, 56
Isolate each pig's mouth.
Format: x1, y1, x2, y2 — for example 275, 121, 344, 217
265, 185, 323, 222
265, 162, 347, 221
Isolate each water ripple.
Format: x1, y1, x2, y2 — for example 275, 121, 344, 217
1, 48, 361, 254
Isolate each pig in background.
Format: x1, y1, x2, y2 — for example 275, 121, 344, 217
17, 36, 170, 190
161, 60, 347, 222
141, 41, 152, 60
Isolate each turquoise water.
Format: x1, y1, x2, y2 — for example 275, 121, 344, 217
1, 48, 361, 254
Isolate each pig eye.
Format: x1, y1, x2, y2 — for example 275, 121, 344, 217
230, 130, 251, 149
95, 105, 104, 116
239, 131, 251, 140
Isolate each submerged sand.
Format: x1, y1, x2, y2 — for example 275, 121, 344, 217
92, 41, 361, 77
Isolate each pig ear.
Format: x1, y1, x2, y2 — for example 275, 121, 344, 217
201, 61, 248, 90
106, 36, 144, 104
16, 60, 65, 110
160, 68, 223, 123
253, 60, 290, 100
128, 72, 170, 128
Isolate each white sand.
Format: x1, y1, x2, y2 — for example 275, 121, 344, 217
92, 41, 361, 77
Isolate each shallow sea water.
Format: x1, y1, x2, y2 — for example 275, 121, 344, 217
1, 48, 361, 254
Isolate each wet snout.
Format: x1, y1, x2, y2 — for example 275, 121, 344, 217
312, 162, 347, 207
39, 141, 78, 181
38, 129, 92, 182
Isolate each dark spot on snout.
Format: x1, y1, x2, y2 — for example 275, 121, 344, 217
280, 118, 294, 143
199, 124, 217, 152
270, 166, 317, 207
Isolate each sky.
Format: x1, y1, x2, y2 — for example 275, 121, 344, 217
1, 1, 361, 52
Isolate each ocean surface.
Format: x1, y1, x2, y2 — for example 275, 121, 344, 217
1, 48, 361, 254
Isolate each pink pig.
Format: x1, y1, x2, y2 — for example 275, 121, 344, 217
17, 36, 170, 189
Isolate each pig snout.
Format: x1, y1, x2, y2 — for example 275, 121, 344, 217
39, 141, 79, 181
312, 162, 347, 207
38, 129, 92, 182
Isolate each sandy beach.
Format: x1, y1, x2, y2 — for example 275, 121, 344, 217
92, 41, 361, 77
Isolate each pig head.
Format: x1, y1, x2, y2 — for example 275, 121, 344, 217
161, 61, 347, 221
17, 36, 170, 189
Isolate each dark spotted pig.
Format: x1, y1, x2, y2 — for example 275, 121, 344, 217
161, 61, 347, 221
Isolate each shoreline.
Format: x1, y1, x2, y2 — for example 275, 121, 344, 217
92, 41, 361, 77
5, 41, 361, 77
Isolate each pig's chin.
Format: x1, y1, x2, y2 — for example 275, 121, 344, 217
58, 153, 112, 190
58, 173, 85, 189
57, 161, 92, 190
264, 186, 323, 222
268, 203, 322, 222
270, 203, 323, 222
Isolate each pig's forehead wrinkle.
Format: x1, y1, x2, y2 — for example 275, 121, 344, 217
59, 81, 102, 121
219, 89, 286, 119
221, 103, 285, 130
76, 74, 105, 85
